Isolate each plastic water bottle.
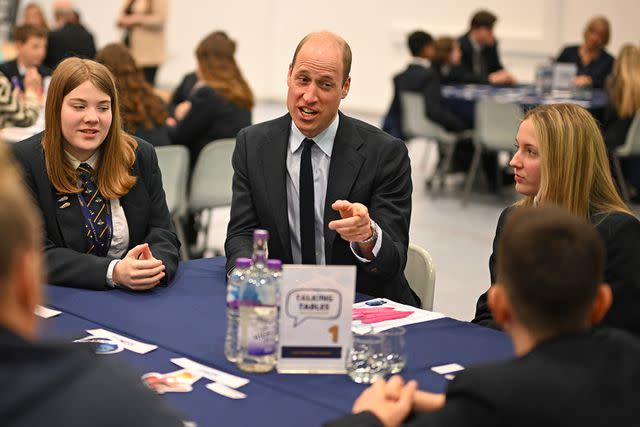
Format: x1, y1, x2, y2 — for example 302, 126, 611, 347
237, 230, 278, 373
224, 257, 252, 363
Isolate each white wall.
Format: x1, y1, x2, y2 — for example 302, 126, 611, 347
29, 0, 640, 115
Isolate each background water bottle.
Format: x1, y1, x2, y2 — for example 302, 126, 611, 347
224, 257, 251, 362
237, 230, 278, 373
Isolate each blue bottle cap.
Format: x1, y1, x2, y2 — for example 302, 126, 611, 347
235, 257, 252, 269
253, 229, 269, 240
267, 259, 282, 271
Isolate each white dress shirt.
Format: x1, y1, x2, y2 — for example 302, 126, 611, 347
65, 150, 129, 286
286, 115, 381, 264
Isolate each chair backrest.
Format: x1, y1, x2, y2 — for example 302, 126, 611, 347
616, 110, 640, 157
189, 138, 236, 212
474, 99, 523, 151
400, 91, 449, 141
404, 243, 436, 310
155, 145, 189, 218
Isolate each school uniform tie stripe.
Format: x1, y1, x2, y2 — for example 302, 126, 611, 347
77, 163, 113, 256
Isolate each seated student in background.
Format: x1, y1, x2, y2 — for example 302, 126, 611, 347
0, 70, 40, 127
602, 44, 640, 197
0, 24, 51, 95
326, 205, 640, 427
431, 36, 467, 84
556, 16, 614, 89
0, 143, 184, 427
382, 30, 434, 139
96, 43, 170, 146
21, 2, 50, 31
44, 2, 96, 70
12, 57, 179, 291
472, 103, 640, 337
166, 31, 253, 168
168, 69, 196, 116
456, 10, 516, 85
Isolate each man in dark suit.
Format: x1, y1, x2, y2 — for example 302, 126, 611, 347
0, 144, 183, 426
456, 10, 515, 85
0, 24, 51, 93
325, 206, 640, 427
44, 5, 96, 70
225, 31, 418, 306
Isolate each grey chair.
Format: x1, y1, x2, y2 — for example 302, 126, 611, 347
404, 243, 436, 310
155, 145, 190, 260
461, 99, 523, 206
611, 110, 640, 202
400, 92, 470, 193
189, 138, 236, 256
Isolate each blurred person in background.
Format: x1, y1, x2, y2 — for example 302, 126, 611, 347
556, 16, 614, 89
0, 24, 50, 97
96, 43, 170, 146
44, 1, 96, 70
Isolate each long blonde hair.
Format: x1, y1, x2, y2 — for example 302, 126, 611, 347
607, 44, 640, 118
516, 104, 630, 219
43, 58, 137, 199
195, 31, 254, 110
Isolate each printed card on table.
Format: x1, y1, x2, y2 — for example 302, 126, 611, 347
277, 265, 356, 374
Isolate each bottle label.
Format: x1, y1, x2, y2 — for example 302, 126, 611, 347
239, 306, 276, 356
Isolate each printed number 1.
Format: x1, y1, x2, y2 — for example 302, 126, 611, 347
328, 325, 338, 343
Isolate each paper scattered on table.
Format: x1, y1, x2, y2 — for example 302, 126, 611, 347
352, 299, 445, 334
35, 305, 61, 318
86, 328, 158, 354
183, 422, 197, 427
74, 335, 124, 354
206, 382, 247, 399
431, 363, 465, 375
142, 370, 198, 394
171, 357, 249, 389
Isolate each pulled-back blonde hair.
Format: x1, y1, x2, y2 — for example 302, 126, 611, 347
516, 103, 630, 219
42, 57, 137, 199
607, 44, 640, 118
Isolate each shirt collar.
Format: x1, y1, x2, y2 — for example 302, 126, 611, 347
470, 35, 482, 52
289, 114, 339, 157
410, 57, 431, 68
65, 149, 100, 170
16, 61, 27, 76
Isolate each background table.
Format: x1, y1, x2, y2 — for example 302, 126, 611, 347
41, 257, 513, 426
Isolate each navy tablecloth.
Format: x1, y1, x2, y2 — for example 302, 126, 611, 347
43, 257, 513, 426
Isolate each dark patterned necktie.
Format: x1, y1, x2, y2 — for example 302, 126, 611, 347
299, 138, 316, 264
77, 163, 112, 256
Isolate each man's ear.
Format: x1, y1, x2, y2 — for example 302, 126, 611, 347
589, 283, 612, 326
488, 283, 511, 329
15, 250, 42, 325
341, 76, 351, 99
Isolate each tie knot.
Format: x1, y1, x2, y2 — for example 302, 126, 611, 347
302, 138, 315, 150
77, 163, 94, 183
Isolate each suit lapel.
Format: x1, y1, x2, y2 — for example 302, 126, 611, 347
260, 114, 293, 261
323, 113, 365, 262
53, 188, 88, 253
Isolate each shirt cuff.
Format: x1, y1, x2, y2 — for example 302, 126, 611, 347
106, 259, 120, 288
350, 221, 383, 263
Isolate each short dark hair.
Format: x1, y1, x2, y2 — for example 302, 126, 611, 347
14, 24, 47, 43
470, 10, 497, 29
407, 30, 433, 57
496, 206, 605, 333
291, 32, 352, 85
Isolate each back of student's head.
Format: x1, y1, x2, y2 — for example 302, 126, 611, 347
407, 31, 433, 57
497, 206, 605, 334
0, 143, 41, 286
431, 36, 455, 66
14, 23, 47, 43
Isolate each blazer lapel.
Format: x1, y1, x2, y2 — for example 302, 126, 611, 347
323, 113, 365, 262
260, 114, 293, 261
54, 188, 88, 252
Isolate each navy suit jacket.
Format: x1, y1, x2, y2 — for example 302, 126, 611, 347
556, 45, 614, 89
0, 60, 51, 91
224, 112, 418, 306
456, 32, 504, 84
11, 133, 180, 290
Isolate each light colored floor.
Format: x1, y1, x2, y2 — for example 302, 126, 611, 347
206, 101, 634, 322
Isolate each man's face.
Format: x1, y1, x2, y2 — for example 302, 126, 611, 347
474, 27, 495, 47
17, 36, 47, 68
286, 36, 350, 138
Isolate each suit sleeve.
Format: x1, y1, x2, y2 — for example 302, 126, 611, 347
487, 43, 504, 74
224, 127, 257, 272
323, 411, 385, 427
359, 137, 412, 282
135, 141, 180, 284
472, 207, 510, 328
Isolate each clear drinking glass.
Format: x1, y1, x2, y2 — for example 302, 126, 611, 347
347, 332, 388, 384
381, 327, 407, 374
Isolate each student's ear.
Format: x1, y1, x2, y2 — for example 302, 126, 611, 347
15, 249, 43, 332
589, 283, 612, 326
488, 283, 511, 329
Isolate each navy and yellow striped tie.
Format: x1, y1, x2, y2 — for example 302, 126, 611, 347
77, 163, 112, 256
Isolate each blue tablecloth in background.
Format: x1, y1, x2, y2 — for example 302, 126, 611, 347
42, 257, 513, 426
